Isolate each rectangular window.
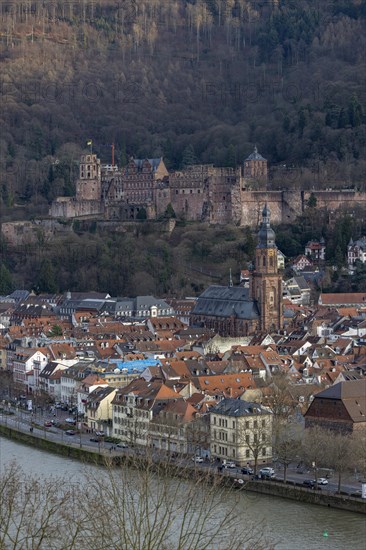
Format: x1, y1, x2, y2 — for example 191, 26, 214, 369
246, 449, 250, 458
262, 419, 266, 427
262, 448, 266, 456
245, 421, 250, 429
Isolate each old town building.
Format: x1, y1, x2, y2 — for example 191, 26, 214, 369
210, 397, 272, 467
304, 379, 366, 433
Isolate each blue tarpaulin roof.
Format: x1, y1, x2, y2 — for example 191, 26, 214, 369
101, 359, 162, 373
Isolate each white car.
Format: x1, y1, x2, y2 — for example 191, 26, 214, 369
224, 462, 237, 469
192, 456, 204, 463
315, 478, 329, 485
259, 467, 275, 478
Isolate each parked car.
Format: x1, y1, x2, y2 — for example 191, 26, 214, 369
65, 430, 75, 436
315, 478, 329, 485
95, 431, 105, 437
116, 442, 128, 449
90, 437, 100, 443
44, 421, 53, 428
241, 467, 254, 475
224, 462, 237, 469
192, 456, 204, 463
303, 479, 315, 488
259, 467, 275, 478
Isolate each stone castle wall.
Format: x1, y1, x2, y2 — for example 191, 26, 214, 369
239, 189, 366, 227
240, 191, 284, 226
49, 197, 103, 218
1, 219, 72, 246
303, 190, 366, 211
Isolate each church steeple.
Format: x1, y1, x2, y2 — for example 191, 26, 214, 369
258, 204, 276, 248
250, 204, 283, 333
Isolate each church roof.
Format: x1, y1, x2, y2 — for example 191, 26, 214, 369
191, 285, 260, 320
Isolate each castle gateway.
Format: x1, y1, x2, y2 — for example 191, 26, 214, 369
190, 205, 283, 337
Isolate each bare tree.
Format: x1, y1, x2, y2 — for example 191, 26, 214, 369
274, 424, 301, 483
235, 413, 273, 474
326, 432, 358, 493
354, 431, 366, 482
80, 456, 276, 550
266, 373, 298, 419
0, 458, 276, 549
301, 426, 330, 487
0, 462, 86, 549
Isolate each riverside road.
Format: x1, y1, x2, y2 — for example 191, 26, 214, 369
0, 405, 363, 496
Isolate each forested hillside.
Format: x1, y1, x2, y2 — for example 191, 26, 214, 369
0, 0, 365, 211
2, 209, 366, 297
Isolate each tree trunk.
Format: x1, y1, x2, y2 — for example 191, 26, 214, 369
338, 471, 342, 493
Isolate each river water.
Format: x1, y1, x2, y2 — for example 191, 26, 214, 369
0, 436, 365, 549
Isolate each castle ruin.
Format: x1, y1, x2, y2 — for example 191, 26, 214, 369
49, 148, 366, 226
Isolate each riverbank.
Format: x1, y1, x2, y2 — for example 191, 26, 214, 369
1, 423, 365, 515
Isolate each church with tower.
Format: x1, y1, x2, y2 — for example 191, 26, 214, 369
190, 205, 283, 337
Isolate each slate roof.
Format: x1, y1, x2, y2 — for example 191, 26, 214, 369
294, 276, 311, 291
191, 285, 260, 320
211, 397, 270, 417
115, 296, 173, 316
7, 290, 30, 302
313, 379, 366, 401
245, 146, 266, 161
133, 158, 162, 171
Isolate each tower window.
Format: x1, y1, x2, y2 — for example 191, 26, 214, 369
263, 256, 266, 267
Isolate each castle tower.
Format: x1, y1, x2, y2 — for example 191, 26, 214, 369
76, 154, 101, 201
243, 146, 268, 181
250, 205, 283, 332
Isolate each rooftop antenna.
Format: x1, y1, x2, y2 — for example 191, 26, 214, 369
229, 268, 233, 287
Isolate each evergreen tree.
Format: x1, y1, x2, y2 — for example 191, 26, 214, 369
164, 203, 176, 219
36, 259, 58, 293
136, 207, 147, 220
225, 144, 237, 168
337, 108, 348, 129
181, 144, 197, 168
0, 263, 14, 295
